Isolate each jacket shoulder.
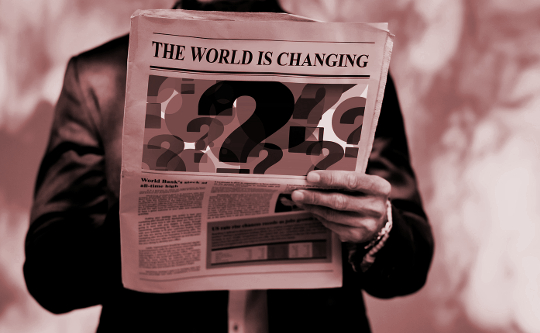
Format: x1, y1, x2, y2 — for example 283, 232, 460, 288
67, 34, 130, 102
75, 34, 129, 72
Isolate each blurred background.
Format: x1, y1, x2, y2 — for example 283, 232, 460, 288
1, 0, 539, 332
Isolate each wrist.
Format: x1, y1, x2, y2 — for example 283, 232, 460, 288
359, 199, 393, 272
364, 200, 393, 251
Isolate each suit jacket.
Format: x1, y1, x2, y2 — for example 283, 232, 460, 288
24, 34, 433, 333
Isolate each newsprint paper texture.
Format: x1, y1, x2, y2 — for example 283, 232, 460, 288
119, 9, 393, 293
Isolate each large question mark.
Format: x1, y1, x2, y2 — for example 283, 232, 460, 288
331, 96, 365, 144
198, 81, 295, 164
142, 134, 186, 171
307, 141, 344, 171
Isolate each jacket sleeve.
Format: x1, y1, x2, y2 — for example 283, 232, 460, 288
23, 56, 121, 314
350, 74, 434, 298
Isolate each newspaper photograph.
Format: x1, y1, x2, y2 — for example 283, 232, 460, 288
119, 9, 393, 293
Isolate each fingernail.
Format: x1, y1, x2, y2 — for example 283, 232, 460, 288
307, 172, 320, 183
291, 191, 304, 202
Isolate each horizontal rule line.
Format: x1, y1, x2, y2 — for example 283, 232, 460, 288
149, 66, 371, 79
153, 32, 375, 44
212, 239, 327, 252
140, 269, 335, 282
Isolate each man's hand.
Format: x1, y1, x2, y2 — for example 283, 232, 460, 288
291, 170, 391, 244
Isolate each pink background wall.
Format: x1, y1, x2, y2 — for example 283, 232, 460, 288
1, 0, 539, 332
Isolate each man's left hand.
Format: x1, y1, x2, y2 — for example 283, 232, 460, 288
291, 170, 391, 243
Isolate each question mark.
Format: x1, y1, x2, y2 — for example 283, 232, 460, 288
199, 81, 294, 164
187, 117, 225, 150
178, 117, 224, 172
293, 84, 355, 124
289, 84, 356, 155
341, 107, 364, 144
331, 97, 365, 144
307, 141, 344, 171
249, 143, 283, 174
142, 134, 186, 171
292, 85, 326, 122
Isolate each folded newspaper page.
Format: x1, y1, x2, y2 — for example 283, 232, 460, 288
120, 9, 393, 293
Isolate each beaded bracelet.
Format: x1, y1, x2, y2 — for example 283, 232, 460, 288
359, 199, 393, 272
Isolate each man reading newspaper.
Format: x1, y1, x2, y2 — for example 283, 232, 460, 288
24, 0, 434, 332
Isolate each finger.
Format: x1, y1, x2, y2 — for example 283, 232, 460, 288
291, 190, 387, 218
306, 171, 391, 196
304, 204, 362, 225
317, 218, 376, 243
303, 203, 383, 230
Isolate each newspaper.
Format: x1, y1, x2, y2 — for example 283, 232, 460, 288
119, 9, 393, 293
